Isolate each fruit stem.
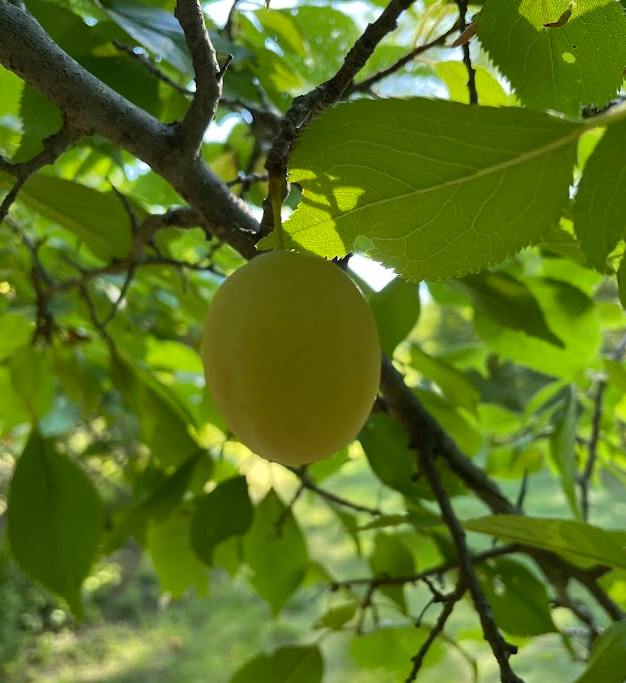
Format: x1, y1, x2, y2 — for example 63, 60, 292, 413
269, 175, 285, 251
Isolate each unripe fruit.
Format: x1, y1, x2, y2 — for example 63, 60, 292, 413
201, 251, 381, 465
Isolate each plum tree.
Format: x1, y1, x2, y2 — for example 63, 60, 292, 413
201, 250, 381, 465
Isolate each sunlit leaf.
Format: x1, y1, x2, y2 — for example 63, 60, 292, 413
478, 0, 626, 116
258, 98, 580, 282
574, 620, 626, 683
550, 385, 581, 519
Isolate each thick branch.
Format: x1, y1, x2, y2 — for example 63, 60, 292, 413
175, 0, 223, 157
0, 1, 259, 258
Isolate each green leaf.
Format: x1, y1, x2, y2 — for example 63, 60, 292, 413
351, 627, 444, 675
0, 313, 32, 362
12, 85, 63, 163
99, 0, 192, 74
478, 0, 626, 116
410, 344, 480, 412
574, 121, 626, 270
243, 489, 308, 615
368, 277, 420, 356
465, 515, 626, 570
7, 430, 104, 618
459, 271, 564, 347
478, 558, 556, 636
573, 620, 626, 683
147, 510, 208, 598
618, 257, 626, 310
229, 646, 324, 683
369, 532, 415, 611
0, 366, 30, 435
0, 64, 23, 118
474, 278, 600, 380
191, 476, 253, 565
111, 351, 199, 468
550, 385, 581, 519
10, 345, 55, 420
254, 8, 306, 57
314, 601, 357, 630
434, 61, 511, 107
103, 451, 204, 553
258, 98, 580, 281
2, 175, 135, 261
605, 359, 626, 393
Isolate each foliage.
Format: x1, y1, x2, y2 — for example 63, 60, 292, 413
1, 0, 626, 681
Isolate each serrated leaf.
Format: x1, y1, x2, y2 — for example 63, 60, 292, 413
229, 646, 324, 683
369, 533, 415, 611
191, 476, 253, 565
12, 85, 63, 163
0, 313, 32, 362
478, 0, 626, 116
465, 515, 626, 569
550, 385, 581, 519
314, 601, 358, 630
368, 277, 420, 356
574, 121, 626, 271
258, 98, 581, 281
410, 344, 480, 412
7, 430, 104, 618
479, 558, 556, 636
574, 620, 626, 683
0, 174, 135, 261
243, 489, 308, 615
459, 270, 564, 347
148, 510, 208, 598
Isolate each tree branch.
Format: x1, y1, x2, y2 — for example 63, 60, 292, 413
580, 331, 626, 520
174, 0, 223, 158
0, 1, 259, 259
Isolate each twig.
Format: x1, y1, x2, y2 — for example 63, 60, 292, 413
331, 544, 518, 590
579, 331, 626, 520
226, 172, 269, 188
263, 0, 420, 233
275, 483, 305, 532
417, 442, 523, 682
0, 120, 81, 227
290, 466, 383, 516
454, 0, 477, 104
112, 41, 192, 97
175, 0, 223, 157
405, 582, 466, 682
223, 0, 241, 41
348, 25, 458, 95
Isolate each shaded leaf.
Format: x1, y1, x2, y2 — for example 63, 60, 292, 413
258, 98, 581, 281
229, 646, 324, 683
10, 345, 55, 420
459, 271, 564, 347
550, 385, 581, 519
0, 313, 32, 362
12, 85, 62, 163
368, 278, 420, 356
191, 476, 253, 565
314, 601, 357, 630
466, 515, 626, 569
369, 532, 415, 611
243, 489, 308, 614
604, 359, 626, 393
574, 120, 626, 270
479, 558, 556, 636
7, 430, 104, 618
574, 620, 626, 683
410, 344, 480, 412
